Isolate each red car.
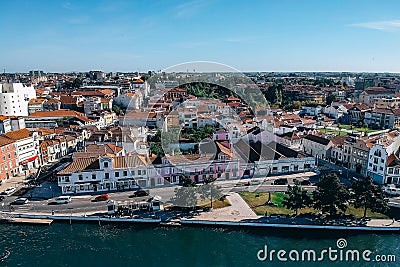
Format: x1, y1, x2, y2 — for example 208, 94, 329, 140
94, 194, 109, 201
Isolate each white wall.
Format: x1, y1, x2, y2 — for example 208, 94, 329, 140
0, 83, 36, 116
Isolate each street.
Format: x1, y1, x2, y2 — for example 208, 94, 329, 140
1, 171, 317, 216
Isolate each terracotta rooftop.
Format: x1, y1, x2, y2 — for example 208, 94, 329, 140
2, 128, 31, 140
0, 136, 14, 147
113, 154, 148, 168
29, 109, 85, 118
57, 157, 100, 175
28, 98, 46, 105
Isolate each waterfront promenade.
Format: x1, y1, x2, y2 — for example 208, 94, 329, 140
2, 192, 400, 231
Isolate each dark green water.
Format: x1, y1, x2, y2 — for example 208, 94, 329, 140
0, 223, 398, 267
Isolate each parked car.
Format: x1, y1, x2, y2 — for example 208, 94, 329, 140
2, 187, 16, 196
94, 194, 109, 202
234, 181, 250, 187
129, 190, 149, 198
300, 180, 311, 186
12, 197, 29, 205
273, 178, 288, 185
249, 179, 261, 185
55, 196, 71, 204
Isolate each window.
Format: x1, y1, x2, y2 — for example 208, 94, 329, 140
131, 170, 135, 176
381, 159, 384, 163
104, 162, 109, 168
123, 171, 127, 176
92, 174, 96, 179
138, 170, 142, 175
78, 175, 83, 180
105, 173, 110, 179
115, 171, 119, 177
142, 170, 146, 175
157, 178, 162, 184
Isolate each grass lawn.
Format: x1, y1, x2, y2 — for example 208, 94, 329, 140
239, 192, 388, 219
336, 124, 379, 134
323, 129, 348, 136
198, 198, 231, 209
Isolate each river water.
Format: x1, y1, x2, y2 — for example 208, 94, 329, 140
0, 223, 398, 266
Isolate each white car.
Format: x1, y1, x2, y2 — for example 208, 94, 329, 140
3, 187, 16, 196
249, 179, 261, 185
55, 196, 71, 204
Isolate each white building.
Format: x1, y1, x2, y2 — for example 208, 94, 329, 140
57, 154, 163, 194
367, 130, 400, 184
0, 83, 36, 116
3, 128, 39, 172
302, 134, 333, 160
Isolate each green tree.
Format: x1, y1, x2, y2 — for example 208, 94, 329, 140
112, 104, 122, 115
351, 176, 388, 218
282, 180, 312, 216
171, 187, 197, 209
313, 173, 350, 216
179, 174, 196, 187
197, 177, 223, 209
326, 92, 337, 105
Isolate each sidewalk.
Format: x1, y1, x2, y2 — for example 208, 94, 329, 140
0, 171, 33, 193
186, 192, 259, 222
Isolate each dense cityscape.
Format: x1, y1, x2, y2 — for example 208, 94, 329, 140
1, 0, 400, 266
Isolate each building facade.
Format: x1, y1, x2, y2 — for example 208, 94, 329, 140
0, 83, 36, 116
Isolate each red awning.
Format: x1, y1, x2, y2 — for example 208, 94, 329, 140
20, 155, 38, 165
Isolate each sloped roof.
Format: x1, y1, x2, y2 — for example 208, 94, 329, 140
304, 134, 331, 145
29, 109, 85, 118
2, 128, 31, 140
0, 136, 14, 147
113, 154, 148, 169
57, 157, 100, 175
28, 98, 46, 105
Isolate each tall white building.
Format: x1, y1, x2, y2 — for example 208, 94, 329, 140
0, 83, 36, 116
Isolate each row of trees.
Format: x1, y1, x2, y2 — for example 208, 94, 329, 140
283, 174, 388, 218
171, 176, 223, 209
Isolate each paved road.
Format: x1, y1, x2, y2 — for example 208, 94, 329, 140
1, 172, 317, 216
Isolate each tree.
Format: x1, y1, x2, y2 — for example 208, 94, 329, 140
171, 187, 197, 209
171, 174, 198, 209
326, 92, 337, 105
282, 180, 312, 216
112, 105, 122, 115
179, 174, 196, 187
351, 176, 388, 218
197, 177, 223, 209
313, 173, 350, 216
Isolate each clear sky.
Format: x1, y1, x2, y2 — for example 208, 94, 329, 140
1, 0, 400, 73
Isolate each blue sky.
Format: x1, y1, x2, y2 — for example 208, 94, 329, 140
1, 0, 400, 73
